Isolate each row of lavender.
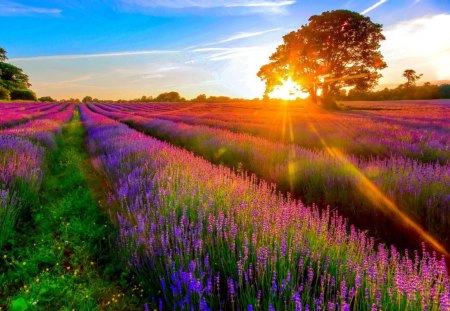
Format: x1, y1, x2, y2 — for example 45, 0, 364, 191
98, 101, 450, 163
89, 104, 450, 251
80, 105, 449, 310
0, 104, 74, 247
0, 102, 64, 129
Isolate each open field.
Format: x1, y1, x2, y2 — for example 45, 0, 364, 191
0, 101, 449, 310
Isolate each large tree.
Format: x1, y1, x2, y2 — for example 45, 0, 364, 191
0, 47, 31, 93
258, 10, 387, 106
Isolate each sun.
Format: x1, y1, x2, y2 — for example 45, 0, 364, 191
269, 78, 309, 100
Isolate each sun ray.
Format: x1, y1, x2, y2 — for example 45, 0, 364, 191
305, 114, 449, 257
269, 78, 309, 100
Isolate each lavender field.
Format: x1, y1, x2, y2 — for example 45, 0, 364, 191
2, 1, 450, 308
1, 101, 449, 310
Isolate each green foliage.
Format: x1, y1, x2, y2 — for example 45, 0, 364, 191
0, 47, 7, 62
0, 62, 30, 91
438, 84, 450, 98
11, 298, 30, 311
10, 89, 37, 101
344, 83, 450, 101
0, 85, 10, 100
154, 91, 185, 102
0, 47, 36, 98
0, 110, 142, 309
82, 96, 93, 103
38, 96, 55, 102
0, 190, 17, 248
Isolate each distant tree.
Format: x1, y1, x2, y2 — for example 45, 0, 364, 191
38, 96, 55, 102
402, 69, 423, 88
139, 95, 152, 102
154, 91, 182, 102
207, 96, 231, 103
0, 85, 10, 100
69, 98, 81, 103
438, 84, 450, 99
258, 10, 386, 108
0, 48, 7, 62
193, 94, 207, 102
82, 96, 93, 103
10, 89, 37, 101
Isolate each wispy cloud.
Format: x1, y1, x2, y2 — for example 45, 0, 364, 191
361, 0, 388, 15
204, 28, 282, 46
118, 0, 295, 14
0, 1, 61, 16
11, 26, 280, 62
120, 0, 294, 9
10, 50, 178, 62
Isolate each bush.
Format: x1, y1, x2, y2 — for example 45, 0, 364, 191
10, 89, 37, 101
0, 85, 10, 100
38, 96, 55, 102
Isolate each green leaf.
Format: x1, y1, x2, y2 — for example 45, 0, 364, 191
11, 297, 30, 311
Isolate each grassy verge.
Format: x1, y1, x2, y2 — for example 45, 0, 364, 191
0, 108, 142, 310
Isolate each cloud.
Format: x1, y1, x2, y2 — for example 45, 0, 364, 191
0, 1, 61, 16
120, 0, 294, 9
204, 28, 283, 46
118, 0, 295, 14
380, 14, 450, 83
361, 0, 388, 15
10, 50, 178, 62
11, 26, 281, 62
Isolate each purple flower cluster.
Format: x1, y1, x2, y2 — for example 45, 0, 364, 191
89, 103, 450, 250
94, 100, 450, 162
0, 103, 74, 247
0, 102, 65, 129
80, 105, 449, 310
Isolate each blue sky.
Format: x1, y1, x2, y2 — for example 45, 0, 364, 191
1, 0, 449, 99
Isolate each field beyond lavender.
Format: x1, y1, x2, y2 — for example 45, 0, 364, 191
1, 100, 449, 310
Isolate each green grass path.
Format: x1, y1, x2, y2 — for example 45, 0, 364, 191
1, 108, 142, 310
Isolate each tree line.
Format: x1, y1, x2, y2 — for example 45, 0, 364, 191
66, 93, 257, 104
340, 69, 450, 101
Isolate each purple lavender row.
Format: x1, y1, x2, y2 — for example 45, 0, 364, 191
99, 101, 449, 163
80, 105, 449, 310
0, 102, 64, 129
90, 103, 450, 251
0, 104, 74, 248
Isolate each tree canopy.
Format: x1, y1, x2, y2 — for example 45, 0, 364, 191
154, 91, 185, 102
0, 62, 31, 91
258, 10, 387, 106
10, 89, 37, 101
38, 96, 56, 102
402, 69, 423, 88
0, 47, 33, 100
82, 96, 93, 103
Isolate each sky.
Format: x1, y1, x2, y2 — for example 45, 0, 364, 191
1, 0, 449, 100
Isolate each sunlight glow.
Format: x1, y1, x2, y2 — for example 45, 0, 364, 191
269, 78, 309, 100
305, 117, 449, 257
